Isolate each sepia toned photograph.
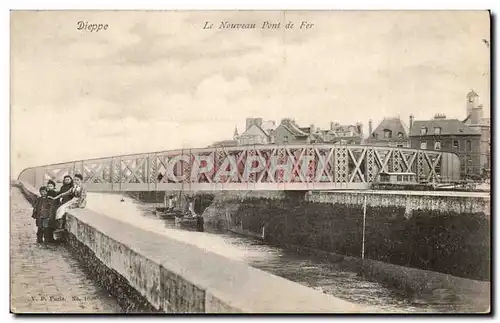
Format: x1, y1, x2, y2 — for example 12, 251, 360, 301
10, 10, 491, 314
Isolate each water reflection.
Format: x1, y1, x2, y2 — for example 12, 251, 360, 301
86, 193, 474, 313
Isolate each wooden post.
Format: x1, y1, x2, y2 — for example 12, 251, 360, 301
110, 158, 114, 191
118, 157, 122, 191
362, 195, 367, 260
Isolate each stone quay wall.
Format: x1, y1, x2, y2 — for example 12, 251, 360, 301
14, 181, 369, 313
202, 190, 491, 290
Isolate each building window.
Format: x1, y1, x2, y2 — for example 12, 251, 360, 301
434, 141, 441, 150
397, 144, 404, 148
434, 127, 441, 135
420, 141, 427, 149
283, 136, 289, 143
466, 140, 472, 151
420, 127, 428, 135
397, 132, 404, 139
397, 175, 402, 182
453, 140, 459, 149
384, 129, 392, 138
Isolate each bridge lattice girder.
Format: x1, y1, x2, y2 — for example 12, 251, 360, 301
18, 144, 460, 191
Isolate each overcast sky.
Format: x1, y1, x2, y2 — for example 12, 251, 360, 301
11, 10, 490, 176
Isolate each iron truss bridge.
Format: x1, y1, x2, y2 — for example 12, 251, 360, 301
18, 144, 461, 191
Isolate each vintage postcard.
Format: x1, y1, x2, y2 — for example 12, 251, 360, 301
10, 10, 491, 314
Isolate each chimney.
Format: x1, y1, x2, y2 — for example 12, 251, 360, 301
330, 122, 335, 131
310, 124, 316, 134
255, 118, 263, 127
356, 123, 363, 137
434, 113, 446, 120
368, 119, 373, 136
245, 118, 254, 131
409, 115, 414, 129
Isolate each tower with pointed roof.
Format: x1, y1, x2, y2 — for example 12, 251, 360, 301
233, 126, 239, 141
463, 90, 490, 174
466, 89, 479, 117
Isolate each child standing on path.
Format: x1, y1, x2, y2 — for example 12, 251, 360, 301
32, 186, 54, 243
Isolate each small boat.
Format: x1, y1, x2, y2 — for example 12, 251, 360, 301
157, 208, 183, 219
175, 214, 204, 232
175, 214, 198, 226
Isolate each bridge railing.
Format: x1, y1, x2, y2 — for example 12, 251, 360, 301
18, 144, 461, 191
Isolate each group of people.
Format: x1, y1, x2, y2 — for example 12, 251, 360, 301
31, 174, 87, 243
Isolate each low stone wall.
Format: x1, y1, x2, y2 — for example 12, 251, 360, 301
66, 233, 160, 312
14, 181, 368, 313
308, 191, 491, 217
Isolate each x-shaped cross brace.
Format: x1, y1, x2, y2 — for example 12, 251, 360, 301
122, 158, 146, 183
348, 148, 367, 183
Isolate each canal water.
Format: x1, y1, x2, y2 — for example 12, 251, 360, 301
86, 192, 476, 313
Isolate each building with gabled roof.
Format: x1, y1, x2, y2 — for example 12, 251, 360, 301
409, 114, 481, 178
271, 118, 311, 144
366, 116, 410, 147
237, 118, 276, 146
318, 122, 363, 144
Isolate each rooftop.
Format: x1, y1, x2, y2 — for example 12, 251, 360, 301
371, 117, 409, 138
409, 119, 480, 136
467, 89, 479, 98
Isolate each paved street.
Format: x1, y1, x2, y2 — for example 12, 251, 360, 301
10, 187, 122, 313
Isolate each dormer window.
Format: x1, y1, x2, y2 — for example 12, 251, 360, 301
383, 129, 392, 138
420, 127, 428, 135
434, 127, 441, 135
397, 132, 404, 139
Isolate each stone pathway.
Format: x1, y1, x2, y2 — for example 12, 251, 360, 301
10, 187, 122, 313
